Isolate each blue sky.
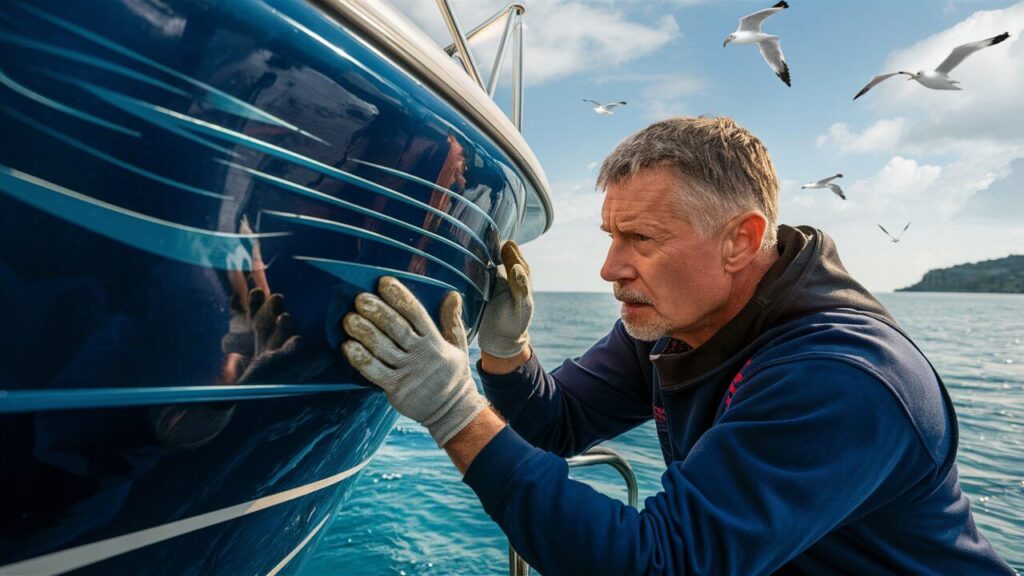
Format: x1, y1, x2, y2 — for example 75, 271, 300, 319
397, 0, 1024, 292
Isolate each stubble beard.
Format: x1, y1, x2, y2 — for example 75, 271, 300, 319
613, 284, 672, 342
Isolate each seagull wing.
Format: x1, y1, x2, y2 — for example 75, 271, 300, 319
583, 99, 601, 106
936, 32, 1010, 74
758, 36, 791, 86
816, 173, 843, 185
878, 224, 894, 239
826, 184, 846, 200
853, 72, 912, 100
739, 1, 789, 32
896, 221, 911, 240
603, 101, 627, 110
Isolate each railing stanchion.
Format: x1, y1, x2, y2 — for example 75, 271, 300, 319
507, 446, 638, 575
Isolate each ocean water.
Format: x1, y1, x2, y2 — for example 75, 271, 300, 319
300, 292, 1024, 575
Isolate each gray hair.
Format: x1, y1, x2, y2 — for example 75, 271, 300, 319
596, 116, 779, 251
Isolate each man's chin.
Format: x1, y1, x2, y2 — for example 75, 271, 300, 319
620, 316, 670, 342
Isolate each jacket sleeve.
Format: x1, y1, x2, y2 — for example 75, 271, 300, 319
477, 319, 652, 457
463, 358, 929, 575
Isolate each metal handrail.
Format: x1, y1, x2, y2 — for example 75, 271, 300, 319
434, 0, 483, 88
508, 446, 639, 576
510, 11, 523, 131
434, 2, 526, 131
442, 4, 523, 57
485, 7, 516, 98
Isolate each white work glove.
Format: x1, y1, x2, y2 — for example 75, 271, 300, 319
477, 240, 533, 358
341, 276, 488, 447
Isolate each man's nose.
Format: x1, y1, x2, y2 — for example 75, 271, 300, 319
600, 241, 635, 283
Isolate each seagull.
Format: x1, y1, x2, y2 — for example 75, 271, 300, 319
854, 32, 1010, 100
878, 222, 911, 243
583, 99, 627, 116
801, 173, 846, 200
723, 1, 791, 87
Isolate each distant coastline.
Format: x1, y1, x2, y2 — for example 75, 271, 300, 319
898, 255, 1024, 293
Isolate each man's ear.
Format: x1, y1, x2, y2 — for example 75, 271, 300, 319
722, 211, 767, 273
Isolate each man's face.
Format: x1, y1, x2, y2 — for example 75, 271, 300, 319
600, 166, 732, 344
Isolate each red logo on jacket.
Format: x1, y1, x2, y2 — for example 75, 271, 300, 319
724, 359, 753, 409
653, 406, 666, 424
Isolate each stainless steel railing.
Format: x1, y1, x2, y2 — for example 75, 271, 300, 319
508, 446, 639, 576
435, 1, 526, 131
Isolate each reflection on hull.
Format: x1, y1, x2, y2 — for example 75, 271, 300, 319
0, 0, 547, 573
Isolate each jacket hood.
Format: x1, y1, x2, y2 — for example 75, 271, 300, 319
650, 224, 894, 387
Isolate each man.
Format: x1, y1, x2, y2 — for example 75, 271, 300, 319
341, 117, 1013, 574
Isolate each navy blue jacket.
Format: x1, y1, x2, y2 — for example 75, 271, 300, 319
463, 226, 1013, 575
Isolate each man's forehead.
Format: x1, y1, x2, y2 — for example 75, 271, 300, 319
601, 166, 688, 223
605, 170, 682, 204
601, 200, 680, 230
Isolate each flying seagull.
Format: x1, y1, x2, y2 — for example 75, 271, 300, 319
854, 32, 1010, 100
801, 173, 846, 200
724, 1, 791, 87
878, 222, 911, 243
583, 99, 627, 116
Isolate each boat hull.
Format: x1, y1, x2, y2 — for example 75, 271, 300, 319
0, 0, 544, 573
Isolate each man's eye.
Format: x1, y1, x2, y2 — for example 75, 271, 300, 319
634, 234, 651, 242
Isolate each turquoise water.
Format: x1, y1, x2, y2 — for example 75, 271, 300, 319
300, 292, 1024, 575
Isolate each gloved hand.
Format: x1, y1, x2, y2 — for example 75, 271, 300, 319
477, 240, 533, 358
341, 277, 489, 447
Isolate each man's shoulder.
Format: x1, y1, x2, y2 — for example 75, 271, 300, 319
759, 310, 922, 368
751, 309, 938, 400
746, 310, 953, 465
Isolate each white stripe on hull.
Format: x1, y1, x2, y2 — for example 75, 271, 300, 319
0, 457, 372, 576
266, 512, 333, 576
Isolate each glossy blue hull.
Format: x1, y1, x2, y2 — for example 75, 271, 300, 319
0, 1, 546, 573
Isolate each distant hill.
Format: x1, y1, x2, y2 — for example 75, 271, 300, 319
898, 255, 1024, 293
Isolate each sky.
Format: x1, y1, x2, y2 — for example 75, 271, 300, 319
393, 0, 1024, 293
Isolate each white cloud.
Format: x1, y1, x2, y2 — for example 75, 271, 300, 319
522, 7, 678, 85
779, 178, 821, 209
786, 144, 1020, 222
820, 3, 1024, 158
522, 224, 611, 292
815, 118, 907, 155
638, 75, 705, 121
521, 181, 609, 292
589, 71, 706, 121
805, 1, 1024, 253
546, 180, 604, 225
785, 194, 819, 209
785, 157, 935, 225
862, 2, 1024, 146
854, 156, 942, 213
780, 145, 1023, 291
385, 1, 679, 86
959, 157, 1024, 220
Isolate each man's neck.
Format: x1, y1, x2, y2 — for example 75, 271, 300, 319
675, 248, 780, 349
